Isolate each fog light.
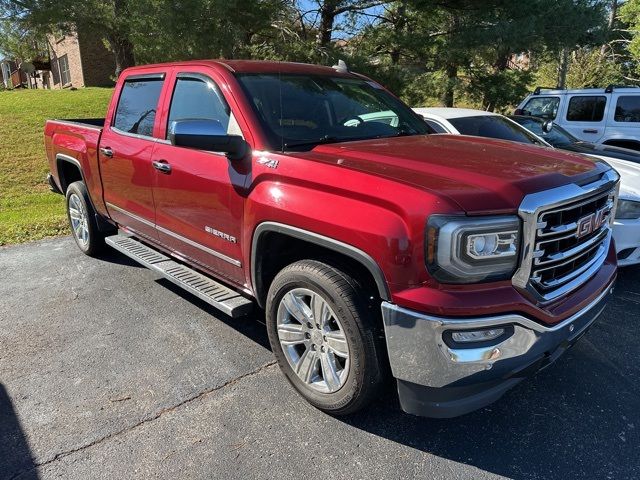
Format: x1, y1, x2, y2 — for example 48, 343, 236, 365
451, 328, 505, 343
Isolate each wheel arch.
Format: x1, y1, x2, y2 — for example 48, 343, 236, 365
56, 153, 115, 233
55, 154, 84, 194
251, 222, 391, 308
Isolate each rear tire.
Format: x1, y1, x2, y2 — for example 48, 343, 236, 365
65, 181, 105, 257
266, 259, 386, 415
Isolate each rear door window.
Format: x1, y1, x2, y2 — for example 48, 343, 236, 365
522, 96, 560, 119
614, 96, 640, 123
566, 96, 607, 122
113, 77, 164, 137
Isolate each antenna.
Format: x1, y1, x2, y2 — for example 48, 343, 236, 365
332, 59, 348, 73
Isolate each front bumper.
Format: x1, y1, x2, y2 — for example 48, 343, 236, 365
382, 285, 613, 418
613, 218, 640, 266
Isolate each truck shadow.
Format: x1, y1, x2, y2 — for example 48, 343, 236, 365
154, 278, 272, 351
0, 383, 39, 480
339, 266, 640, 479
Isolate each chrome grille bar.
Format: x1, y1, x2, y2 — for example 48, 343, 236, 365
512, 166, 619, 303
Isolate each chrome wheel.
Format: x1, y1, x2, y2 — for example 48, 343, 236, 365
276, 288, 350, 393
68, 193, 89, 247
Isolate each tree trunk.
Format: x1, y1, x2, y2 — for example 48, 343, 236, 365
557, 48, 569, 89
108, 33, 136, 78
109, 0, 136, 78
389, 1, 406, 65
316, 0, 339, 48
600, 0, 618, 58
441, 62, 457, 107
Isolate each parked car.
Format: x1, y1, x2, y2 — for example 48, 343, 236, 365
515, 85, 640, 151
413, 107, 550, 145
414, 107, 640, 267
46, 61, 618, 419
510, 115, 640, 266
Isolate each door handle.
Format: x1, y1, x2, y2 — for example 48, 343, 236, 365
583, 129, 598, 134
100, 147, 113, 157
152, 160, 172, 173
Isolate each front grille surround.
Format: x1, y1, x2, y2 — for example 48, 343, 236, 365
512, 167, 619, 303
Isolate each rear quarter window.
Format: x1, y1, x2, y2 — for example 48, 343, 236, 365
614, 96, 640, 123
566, 96, 606, 122
113, 77, 164, 137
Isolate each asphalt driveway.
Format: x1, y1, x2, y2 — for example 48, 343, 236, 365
1, 236, 639, 480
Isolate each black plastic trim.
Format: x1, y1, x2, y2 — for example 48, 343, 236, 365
251, 222, 391, 307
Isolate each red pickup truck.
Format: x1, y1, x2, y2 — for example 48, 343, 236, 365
45, 60, 619, 418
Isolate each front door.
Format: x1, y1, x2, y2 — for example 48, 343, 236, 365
150, 71, 248, 285
100, 73, 166, 240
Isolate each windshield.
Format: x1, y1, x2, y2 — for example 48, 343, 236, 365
511, 117, 578, 147
448, 115, 545, 146
236, 74, 430, 151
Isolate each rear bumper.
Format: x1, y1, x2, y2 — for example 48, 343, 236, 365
381, 283, 614, 418
613, 218, 640, 267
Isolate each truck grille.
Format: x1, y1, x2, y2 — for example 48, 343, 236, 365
531, 191, 614, 296
513, 168, 619, 303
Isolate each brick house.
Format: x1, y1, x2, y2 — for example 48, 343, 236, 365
47, 29, 116, 89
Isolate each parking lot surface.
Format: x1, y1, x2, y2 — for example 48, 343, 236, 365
1, 236, 639, 480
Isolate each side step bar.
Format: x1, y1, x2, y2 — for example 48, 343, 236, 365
105, 234, 253, 318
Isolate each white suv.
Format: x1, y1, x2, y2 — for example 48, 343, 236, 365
515, 86, 640, 151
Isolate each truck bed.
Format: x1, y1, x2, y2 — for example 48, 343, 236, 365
44, 118, 107, 217
52, 118, 105, 129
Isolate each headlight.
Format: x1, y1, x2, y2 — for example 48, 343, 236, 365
615, 199, 640, 220
426, 215, 521, 283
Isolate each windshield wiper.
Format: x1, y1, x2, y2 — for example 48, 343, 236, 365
284, 135, 365, 149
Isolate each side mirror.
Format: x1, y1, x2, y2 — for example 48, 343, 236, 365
542, 120, 553, 134
169, 119, 248, 160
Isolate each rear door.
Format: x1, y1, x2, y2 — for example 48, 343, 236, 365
561, 94, 608, 143
100, 72, 166, 239
150, 68, 249, 285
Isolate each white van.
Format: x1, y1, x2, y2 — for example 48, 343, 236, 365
515, 85, 640, 151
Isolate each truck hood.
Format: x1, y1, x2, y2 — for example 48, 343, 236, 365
293, 134, 605, 213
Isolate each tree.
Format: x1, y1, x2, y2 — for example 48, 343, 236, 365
619, 0, 640, 80
0, 18, 47, 62
0, 0, 141, 76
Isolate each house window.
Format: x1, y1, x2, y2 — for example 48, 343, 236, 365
58, 55, 71, 86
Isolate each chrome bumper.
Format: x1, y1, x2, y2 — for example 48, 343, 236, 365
382, 285, 613, 416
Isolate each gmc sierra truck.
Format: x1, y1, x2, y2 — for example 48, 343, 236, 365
45, 60, 619, 418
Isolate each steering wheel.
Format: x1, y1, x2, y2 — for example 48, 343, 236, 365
341, 115, 365, 127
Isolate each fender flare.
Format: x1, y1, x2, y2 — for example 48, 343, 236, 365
56, 153, 113, 232
55, 153, 85, 192
251, 221, 391, 307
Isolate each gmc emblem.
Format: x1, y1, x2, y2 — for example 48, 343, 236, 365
576, 206, 610, 239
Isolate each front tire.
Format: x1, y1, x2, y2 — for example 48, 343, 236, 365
266, 260, 386, 415
65, 181, 105, 257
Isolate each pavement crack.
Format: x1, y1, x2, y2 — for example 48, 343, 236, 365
10, 360, 277, 480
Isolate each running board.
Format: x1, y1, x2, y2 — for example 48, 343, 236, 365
105, 234, 253, 318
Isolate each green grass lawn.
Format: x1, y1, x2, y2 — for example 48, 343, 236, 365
0, 87, 113, 245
